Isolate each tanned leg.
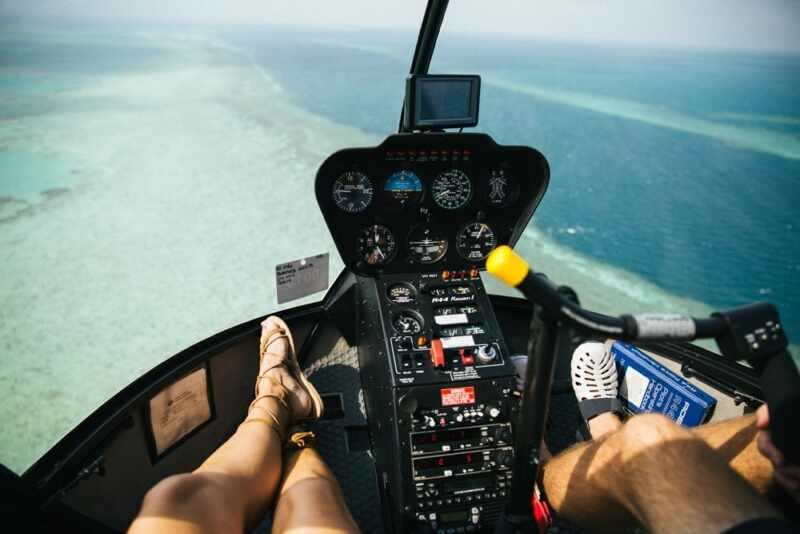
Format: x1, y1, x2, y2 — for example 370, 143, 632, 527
129, 317, 315, 534
541, 413, 780, 533
271, 447, 360, 533
692, 413, 773, 494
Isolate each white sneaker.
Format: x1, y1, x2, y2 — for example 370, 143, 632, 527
571, 342, 622, 422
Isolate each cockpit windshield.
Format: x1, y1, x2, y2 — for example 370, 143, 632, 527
1, 1, 798, 476
431, 1, 799, 336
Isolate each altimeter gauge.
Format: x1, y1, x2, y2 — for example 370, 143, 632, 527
357, 224, 397, 266
432, 169, 472, 210
456, 222, 497, 261
332, 171, 373, 213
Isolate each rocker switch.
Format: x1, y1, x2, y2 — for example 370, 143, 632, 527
430, 339, 446, 368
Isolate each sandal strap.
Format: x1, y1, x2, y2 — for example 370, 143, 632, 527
254, 361, 293, 397
259, 329, 288, 359
245, 391, 290, 442
287, 430, 316, 450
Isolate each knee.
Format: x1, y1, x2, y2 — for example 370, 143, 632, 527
619, 413, 693, 453
141, 473, 217, 513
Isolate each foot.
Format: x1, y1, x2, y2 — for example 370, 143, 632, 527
254, 317, 313, 422
571, 342, 623, 437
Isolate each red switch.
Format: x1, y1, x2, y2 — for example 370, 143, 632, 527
460, 349, 475, 366
430, 339, 446, 368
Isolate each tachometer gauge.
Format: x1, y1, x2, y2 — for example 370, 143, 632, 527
384, 170, 423, 208
358, 224, 397, 266
393, 311, 424, 334
407, 224, 448, 264
387, 282, 416, 304
332, 171, 373, 213
487, 169, 519, 208
432, 169, 472, 210
456, 222, 498, 261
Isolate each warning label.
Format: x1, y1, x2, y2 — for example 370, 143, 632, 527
440, 386, 476, 406
276, 253, 329, 304
149, 368, 211, 455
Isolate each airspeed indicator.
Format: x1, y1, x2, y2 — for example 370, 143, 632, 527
432, 169, 472, 210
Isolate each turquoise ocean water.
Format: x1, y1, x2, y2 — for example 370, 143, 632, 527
235, 28, 800, 338
1, 23, 798, 473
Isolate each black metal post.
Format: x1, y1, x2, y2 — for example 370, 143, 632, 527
495, 306, 560, 532
398, 0, 449, 132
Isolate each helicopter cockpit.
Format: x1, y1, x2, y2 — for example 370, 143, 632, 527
3, 1, 799, 533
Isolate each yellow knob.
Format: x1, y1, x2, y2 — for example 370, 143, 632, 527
486, 245, 529, 288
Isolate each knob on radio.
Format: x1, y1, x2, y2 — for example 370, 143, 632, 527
476, 344, 497, 364
494, 450, 513, 467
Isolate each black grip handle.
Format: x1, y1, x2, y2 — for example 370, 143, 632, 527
759, 351, 800, 464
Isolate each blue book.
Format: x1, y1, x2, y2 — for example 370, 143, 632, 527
611, 341, 717, 427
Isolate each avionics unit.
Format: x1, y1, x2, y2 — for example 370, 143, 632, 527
356, 271, 519, 532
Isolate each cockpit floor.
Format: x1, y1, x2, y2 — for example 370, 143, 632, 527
269, 328, 592, 534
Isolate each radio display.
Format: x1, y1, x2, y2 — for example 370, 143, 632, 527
440, 386, 476, 406
414, 452, 483, 471
412, 427, 481, 446
439, 510, 469, 524
444, 475, 492, 494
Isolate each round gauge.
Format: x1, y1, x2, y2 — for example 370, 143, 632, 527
384, 170, 423, 208
407, 224, 449, 264
487, 170, 519, 208
392, 311, 424, 335
432, 169, 472, 210
358, 224, 397, 266
456, 222, 498, 261
387, 282, 416, 304
332, 171, 373, 213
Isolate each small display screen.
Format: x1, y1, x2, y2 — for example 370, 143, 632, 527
440, 510, 470, 523
414, 452, 483, 471
418, 79, 474, 121
444, 475, 492, 494
441, 386, 476, 406
412, 427, 481, 446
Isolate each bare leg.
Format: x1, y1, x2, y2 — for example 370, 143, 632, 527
541, 413, 780, 533
587, 411, 771, 494
587, 412, 623, 440
129, 317, 324, 534
272, 447, 359, 533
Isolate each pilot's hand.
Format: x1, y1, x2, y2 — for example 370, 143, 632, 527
756, 404, 800, 502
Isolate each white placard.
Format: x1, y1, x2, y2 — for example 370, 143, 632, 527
149, 368, 211, 455
434, 313, 469, 326
276, 253, 329, 304
441, 335, 476, 349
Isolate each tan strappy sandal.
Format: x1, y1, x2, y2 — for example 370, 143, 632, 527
240, 375, 292, 442
256, 316, 325, 421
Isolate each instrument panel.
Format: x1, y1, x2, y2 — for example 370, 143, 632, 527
315, 133, 549, 275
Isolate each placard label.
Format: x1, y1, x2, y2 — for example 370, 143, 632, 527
149, 368, 211, 455
276, 253, 329, 304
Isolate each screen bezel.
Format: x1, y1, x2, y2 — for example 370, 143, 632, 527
408, 74, 480, 130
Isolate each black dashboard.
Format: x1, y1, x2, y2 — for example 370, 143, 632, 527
315, 133, 549, 276
315, 132, 550, 532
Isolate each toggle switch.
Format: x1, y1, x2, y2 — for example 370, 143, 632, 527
430, 339, 446, 368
